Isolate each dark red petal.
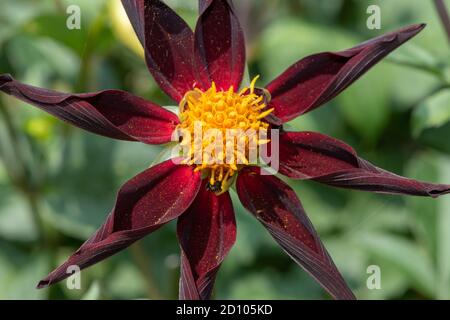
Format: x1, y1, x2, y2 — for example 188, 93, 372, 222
266, 24, 425, 123
195, 0, 246, 91
279, 131, 450, 197
236, 167, 355, 300
177, 183, 236, 300
0, 74, 178, 144
121, 0, 145, 46
37, 159, 201, 288
144, 0, 204, 102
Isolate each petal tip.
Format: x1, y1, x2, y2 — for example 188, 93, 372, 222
36, 279, 50, 289
0, 73, 12, 86
417, 22, 427, 29
429, 184, 450, 198
387, 23, 426, 43
409, 23, 427, 34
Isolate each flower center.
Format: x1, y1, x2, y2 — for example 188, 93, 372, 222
177, 77, 273, 194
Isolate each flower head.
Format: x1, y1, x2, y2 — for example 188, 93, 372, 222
1, 0, 449, 300
178, 76, 272, 193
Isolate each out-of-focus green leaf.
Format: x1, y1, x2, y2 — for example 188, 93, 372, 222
358, 232, 435, 298
60, 0, 108, 23
437, 164, 450, 299
324, 237, 367, 286
0, 0, 41, 44
24, 14, 88, 55
357, 0, 448, 60
82, 281, 102, 300
387, 44, 441, 76
225, 273, 278, 299
406, 153, 442, 259
106, 262, 147, 299
407, 152, 450, 299
412, 89, 450, 137
0, 189, 38, 242
0, 246, 49, 300
259, 19, 355, 82
225, 191, 272, 268
338, 195, 410, 236
386, 44, 443, 111
44, 133, 159, 239
337, 64, 391, 145
389, 63, 442, 111
298, 0, 344, 23
354, 257, 409, 300
6, 35, 80, 82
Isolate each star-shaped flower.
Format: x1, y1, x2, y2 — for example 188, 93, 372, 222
0, 0, 449, 300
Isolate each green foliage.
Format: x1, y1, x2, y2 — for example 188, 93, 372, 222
413, 90, 450, 137
0, 0, 450, 300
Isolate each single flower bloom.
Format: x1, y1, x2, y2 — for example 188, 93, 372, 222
1, 0, 449, 300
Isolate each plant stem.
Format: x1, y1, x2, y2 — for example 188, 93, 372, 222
129, 242, 164, 300
434, 0, 450, 44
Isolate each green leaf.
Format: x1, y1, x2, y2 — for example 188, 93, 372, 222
406, 152, 450, 298
0, 0, 41, 44
387, 44, 441, 76
224, 273, 279, 299
0, 190, 38, 242
82, 281, 102, 300
259, 19, 356, 82
358, 232, 436, 298
105, 262, 147, 299
362, 0, 448, 60
412, 89, 450, 137
336, 64, 391, 145
355, 257, 409, 300
5, 35, 80, 82
437, 183, 450, 299
45, 132, 160, 239
0, 244, 49, 300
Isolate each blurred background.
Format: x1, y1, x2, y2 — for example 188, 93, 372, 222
1, 0, 450, 300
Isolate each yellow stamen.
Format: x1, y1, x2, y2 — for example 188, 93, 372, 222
177, 76, 272, 194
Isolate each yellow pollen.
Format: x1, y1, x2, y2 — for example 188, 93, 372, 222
178, 76, 272, 194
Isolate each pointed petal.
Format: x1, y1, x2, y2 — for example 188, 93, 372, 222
266, 24, 425, 123
144, 0, 204, 102
178, 183, 236, 300
236, 167, 355, 300
37, 159, 201, 288
279, 131, 450, 197
195, 0, 246, 91
0, 74, 178, 144
121, 0, 145, 46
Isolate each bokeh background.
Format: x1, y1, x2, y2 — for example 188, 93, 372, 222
1, 0, 450, 300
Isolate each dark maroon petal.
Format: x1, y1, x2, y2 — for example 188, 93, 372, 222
121, 0, 145, 46
279, 131, 450, 197
144, 0, 205, 102
177, 182, 236, 300
266, 24, 425, 123
37, 159, 201, 288
195, 0, 246, 91
0, 74, 179, 144
236, 167, 355, 300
